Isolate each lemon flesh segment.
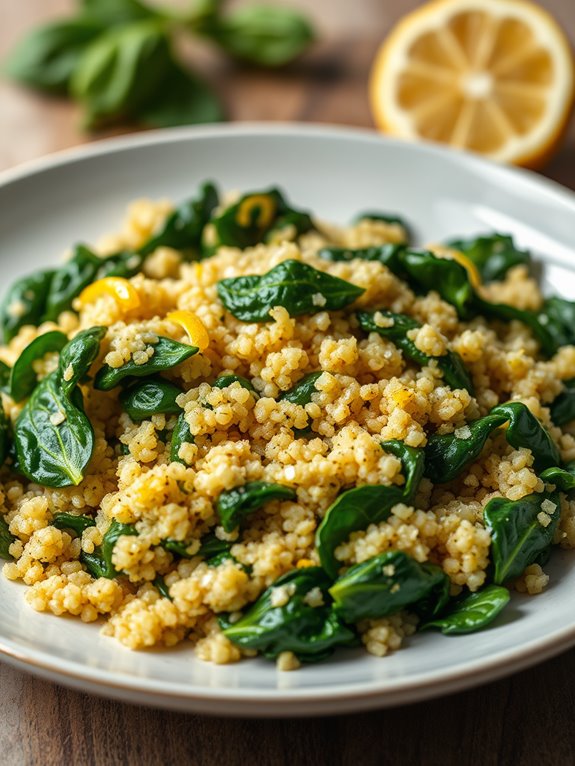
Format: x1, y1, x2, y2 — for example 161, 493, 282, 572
370, 0, 575, 167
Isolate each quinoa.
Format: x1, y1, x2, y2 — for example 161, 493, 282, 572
1, 192, 575, 670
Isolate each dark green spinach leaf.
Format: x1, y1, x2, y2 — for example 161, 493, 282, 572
483, 491, 560, 584
445, 234, 530, 283
217, 481, 297, 532
58, 326, 107, 393
120, 378, 182, 421
541, 463, 575, 491
94, 336, 198, 391
550, 379, 575, 426
9, 330, 67, 402
170, 412, 194, 464
52, 512, 96, 535
221, 567, 356, 662
0, 270, 55, 343
0, 516, 15, 561
213, 374, 255, 391
217, 259, 364, 322
81, 520, 137, 578
421, 585, 510, 634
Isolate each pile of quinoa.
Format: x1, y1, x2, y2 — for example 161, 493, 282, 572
2, 195, 575, 671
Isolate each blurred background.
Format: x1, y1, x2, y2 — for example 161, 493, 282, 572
1, 0, 574, 186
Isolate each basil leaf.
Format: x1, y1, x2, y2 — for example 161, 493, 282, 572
329, 551, 446, 623
120, 378, 182, 421
540, 463, 575, 491
205, 6, 314, 67
213, 374, 255, 391
138, 64, 224, 129
9, 331, 68, 402
421, 585, 510, 634
424, 402, 559, 484
0, 516, 15, 561
94, 336, 198, 391
316, 440, 424, 579
0, 270, 55, 343
484, 491, 560, 584
81, 520, 137, 578
58, 326, 107, 393
14, 375, 94, 487
52, 512, 96, 535
209, 189, 313, 251
217, 260, 364, 322
353, 211, 411, 243
71, 21, 172, 127
5, 18, 104, 94
445, 234, 530, 283
357, 310, 473, 393
220, 567, 356, 662
170, 412, 194, 464
216, 481, 296, 532
550, 379, 575, 426
139, 181, 219, 257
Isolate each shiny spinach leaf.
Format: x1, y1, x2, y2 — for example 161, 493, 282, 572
217, 259, 364, 322
329, 551, 446, 623
81, 520, 137, 578
213, 374, 255, 391
94, 336, 198, 390
170, 411, 194, 464
445, 234, 530, 283
537, 297, 575, 350
400, 249, 477, 318
316, 440, 425, 579
5, 17, 104, 94
424, 402, 559, 484
421, 585, 510, 634
540, 463, 575, 491
0, 270, 55, 343
317, 243, 407, 271
221, 567, 357, 662
483, 491, 560, 584
198, 533, 232, 559
52, 512, 96, 535
357, 310, 473, 393
216, 481, 297, 532
209, 188, 313, 251
278, 371, 322, 404
58, 326, 106, 393
139, 181, 219, 257
9, 330, 68, 402
550, 379, 575, 426
120, 378, 182, 421
0, 516, 15, 560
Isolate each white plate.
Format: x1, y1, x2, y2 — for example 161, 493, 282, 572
1, 124, 575, 716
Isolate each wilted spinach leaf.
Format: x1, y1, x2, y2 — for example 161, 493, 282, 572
216, 481, 297, 532
9, 330, 68, 402
550, 379, 575, 426
213, 374, 255, 391
94, 336, 198, 390
170, 412, 194, 464
421, 585, 510, 634
217, 259, 364, 322
81, 519, 138, 578
221, 567, 356, 662
52, 512, 96, 535
120, 378, 182, 421
445, 234, 530, 283
0, 270, 55, 343
0, 516, 15, 560
58, 326, 107, 393
541, 463, 575, 491
484, 491, 560, 584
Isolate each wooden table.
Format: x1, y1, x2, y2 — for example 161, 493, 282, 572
1, 1, 575, 763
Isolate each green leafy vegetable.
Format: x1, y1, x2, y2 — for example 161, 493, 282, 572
329, 551, 446, 623
483, 491, 560, 584
217, 260, 364, 322
357, 310, 473, 393
213, 374, 255, 391
220, 567, 356, 662
139, 182, 219, 257
94, 336, 198, 391
0, 408, 10, 471
279, 371, 322, 404
0, 270, 55, 343
0, 516, 15, 560
5, 18, 104, 93
9, 331, 68, 402
0, 361, 10, 391
198, 533, 232, 559
445, 234, 530, 283
541, 463, 575, 491
421, 585, 510, 634
80, 0, 159, 25
153, 574, 172, 600
201, 5, 314, 67
550, 379, 575, 426
425, 402, 559, 484
120, 378, 182, 421
52, 512, 96, 535
216, 481, 296, 532
317, 243, 406, 270
316, 440, 425, 579
13, 328, 105, 488
81, 520, 138, 578
170, 412, 194, 464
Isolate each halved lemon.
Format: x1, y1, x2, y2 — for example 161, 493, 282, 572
369, 0, 575, 167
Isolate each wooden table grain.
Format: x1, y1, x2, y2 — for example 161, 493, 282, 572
1, 1, 575, 764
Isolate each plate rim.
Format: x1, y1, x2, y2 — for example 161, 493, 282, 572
2, 122, 575, 714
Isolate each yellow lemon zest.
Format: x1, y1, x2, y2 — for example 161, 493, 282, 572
430, 245, 482, 290
236, 194, 276, 228
166, 310, 210, 351
78, 277, 141, 311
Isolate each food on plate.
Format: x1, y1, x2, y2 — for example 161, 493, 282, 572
1, 183, 575, 671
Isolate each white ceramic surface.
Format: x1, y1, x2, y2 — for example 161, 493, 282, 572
1, 124, 575, 716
